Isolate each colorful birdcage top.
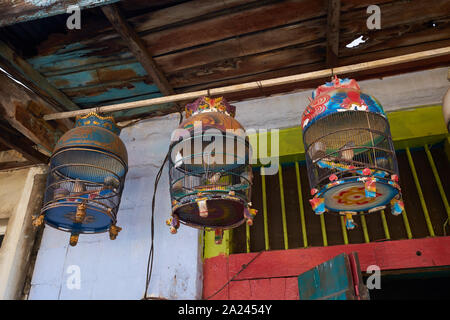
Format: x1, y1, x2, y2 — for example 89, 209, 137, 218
301, 77, 386, 131
172, 96, 245, 143
185, 96, 236, 118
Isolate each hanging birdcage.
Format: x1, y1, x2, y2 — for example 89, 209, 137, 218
167, 97, 256, 242
34, 113, 128, 246
301, 77, 404, 230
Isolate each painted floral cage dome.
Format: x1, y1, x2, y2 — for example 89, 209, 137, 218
167, 97, 256, 242
301, 77, 404, 229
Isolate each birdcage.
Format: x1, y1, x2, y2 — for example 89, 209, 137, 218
167, 97, 256, 242
34, 113, 128, 246
302, 77, 404, 230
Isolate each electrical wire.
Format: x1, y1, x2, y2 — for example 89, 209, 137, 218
142, 110, 183, 300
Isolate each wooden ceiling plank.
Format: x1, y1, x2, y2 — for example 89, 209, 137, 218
117, 0, 326, 58
179, 40, 450, 96
0, 41, 80, 112
101, 4, 175, 96
130, 0, 263, 33
44, 17, 326, 95
339, 22, 450, 57
0, 0, 120, 27
37, 0, 326, 64
167, 42, 325, 89
36, 0, 259, 57
42, 46, 450, 121
326, 0, 341, 68
340, 0, 450, 36
169, 36, 450, 90
155, 17, 327, 74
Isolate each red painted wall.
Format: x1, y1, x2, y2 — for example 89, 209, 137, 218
203, 237, 450, 300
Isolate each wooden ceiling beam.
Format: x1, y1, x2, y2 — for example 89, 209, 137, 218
0, 123, 49, 164
101, 4, 175, 97
326, 0, 341, 68
0, 71, 69, 155
0, 160, 34, 171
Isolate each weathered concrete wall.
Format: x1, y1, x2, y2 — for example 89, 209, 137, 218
28, 67, 449, 300
0, 168, 29, 220
0, 165, 47, 300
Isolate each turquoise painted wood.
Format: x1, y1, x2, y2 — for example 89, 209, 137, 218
0, 0, 120, 27
297, 253, 369, 300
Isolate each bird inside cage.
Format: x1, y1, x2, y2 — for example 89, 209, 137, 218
339, 141, 355, 163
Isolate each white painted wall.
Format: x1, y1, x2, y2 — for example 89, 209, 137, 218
28, 67, 449, 300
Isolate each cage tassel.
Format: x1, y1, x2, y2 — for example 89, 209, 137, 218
345, 213, 356, 230
214, 228, 224, 244
166, 215, 180, 234
390, 197, 404, 216
244, 207, 258, 226
309, 197, 325, 215
109, 224, 122, 240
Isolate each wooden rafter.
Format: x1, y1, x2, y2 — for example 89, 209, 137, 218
0, 160, 34, 171
0, 122, 49, 164
101, 4, 175, 97
0, 71, 69, 156
326, 0, 341, 68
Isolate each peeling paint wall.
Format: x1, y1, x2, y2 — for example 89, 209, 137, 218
28, 67, 448, 300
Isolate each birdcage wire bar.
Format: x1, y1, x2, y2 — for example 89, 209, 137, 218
303, 110, 398, 196
41, 147, 127, 233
